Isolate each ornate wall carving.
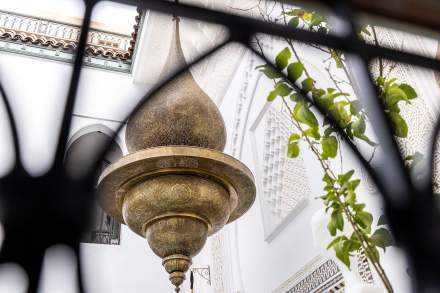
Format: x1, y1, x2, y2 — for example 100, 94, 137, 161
262, 107, 310, 221
355, 249, 375, 285
250, 103, 310, 241
210, 234, 226, 293
210, 46, 258, 293
273, 255, 344, 293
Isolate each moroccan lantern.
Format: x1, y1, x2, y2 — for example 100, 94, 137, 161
97, 16, 256, 292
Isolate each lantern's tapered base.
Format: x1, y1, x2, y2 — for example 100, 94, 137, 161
163, 254, 191, 293
98, 146, 256, 291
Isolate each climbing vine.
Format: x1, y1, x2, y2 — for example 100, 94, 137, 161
254, 5, 419, 293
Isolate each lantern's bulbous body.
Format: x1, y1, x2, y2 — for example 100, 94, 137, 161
125, 71, 226, 153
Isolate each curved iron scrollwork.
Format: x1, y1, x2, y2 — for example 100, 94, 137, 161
1, 0, 440, 292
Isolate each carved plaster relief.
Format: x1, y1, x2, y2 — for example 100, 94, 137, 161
273, 255, 344, 293
262, 107, 310, 220
210, 48, 258, 293
250, 103, 310, 241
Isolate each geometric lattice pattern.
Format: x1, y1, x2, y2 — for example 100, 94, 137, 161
262, 107, 311, 222
355, 249, 375, 284
285, 259, 344, 293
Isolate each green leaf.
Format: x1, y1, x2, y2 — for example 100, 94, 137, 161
355, 210, 373, 229
354, 133, 377, 146
290, 93, 301, 102
345, 239, 362, 252
315, 94, 334, 110
322, 136, 338, 158
332, 210, 344, 231
370, 228, 394, 251
399, 83, 417, 99
312, 88, 326, 99
323, 173, 334, 186
301, 77, 315, 93
311, 13, 324, 26
384, 78, 397, 92
352, 117, 366, 135
287, 62, 304, 82
334, 240, 351, 267
327, 213, 337, 236
349, 179, 361, 190
345, 190, 356, 206
256, 64, 282, 79
303, 127, 321, 140
385, 86, 408, 106
293, 102, 319, 129
376, 76, 385, 86
338, 170, 354, 184
329, 102, 351, 128
387, 112, 408, 138
331, 92, 350, 99
353, 203, 366, 212
266, 91, 277, 102
287, 141, 300, 158
346, 123, 354, 139
288, 17, 300, 28
274, 82, 293, 96
289, 133, 300, 142
275, 47, 291, 70
327, 235, 347, 249
267, 83, 292, 102
377, 214, 388, 226
350, 100, 362, 115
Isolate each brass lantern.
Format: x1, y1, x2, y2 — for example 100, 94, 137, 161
97, 17, 256, 292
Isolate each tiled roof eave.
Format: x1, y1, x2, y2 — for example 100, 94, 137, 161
0, 9, 143, 61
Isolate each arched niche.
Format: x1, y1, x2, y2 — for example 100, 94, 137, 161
65, 124, 123, 245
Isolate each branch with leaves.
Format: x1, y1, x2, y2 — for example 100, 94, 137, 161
252, 4, 420, 293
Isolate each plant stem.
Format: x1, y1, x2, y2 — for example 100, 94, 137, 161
341, 201, 394, 292
280, 4, 312, 79
255, 3, 392, 291
281, 97, 394, 292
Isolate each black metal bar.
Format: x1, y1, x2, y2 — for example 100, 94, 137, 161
53, 1, 96, 172
112, 0, 440, 72
0, 82, 23, 170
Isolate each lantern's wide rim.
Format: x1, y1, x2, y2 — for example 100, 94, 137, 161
97, 145, 256, 234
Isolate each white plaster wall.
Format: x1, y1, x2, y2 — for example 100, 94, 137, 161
219, 59, 326, 293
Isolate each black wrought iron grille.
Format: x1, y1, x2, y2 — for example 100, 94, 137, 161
1, 0, 440, 292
